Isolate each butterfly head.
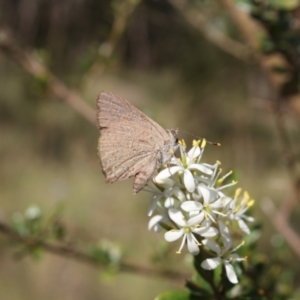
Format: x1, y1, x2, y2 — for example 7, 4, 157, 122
166, 128, 179, 149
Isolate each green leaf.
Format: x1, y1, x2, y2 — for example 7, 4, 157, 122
155, 290, 190, 300
30, 246, 44, 260
11, 213, 29, 237
243, 228, 261, 248
88, 240, 122, 266
52, 220, 66, 240
270, 0, 300, 10
193, 251, 215, 287
186, 280, 213, 298
188, 276, 212, 294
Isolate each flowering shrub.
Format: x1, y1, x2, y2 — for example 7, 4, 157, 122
147, 140, 254, 284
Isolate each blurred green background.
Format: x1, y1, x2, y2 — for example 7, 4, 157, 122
0, 0, 299, 299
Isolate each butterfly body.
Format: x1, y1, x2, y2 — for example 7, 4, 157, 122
96, 92, 178, 193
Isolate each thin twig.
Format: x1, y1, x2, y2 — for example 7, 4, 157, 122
80, 0, 140, 86
0, 220, 189, 283
0, 29, 96, 125
261, 198, 300, 258
169, 0, 252, 62
273, 99, 300, 200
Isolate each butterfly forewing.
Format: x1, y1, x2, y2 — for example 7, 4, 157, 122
97, 92, 169, 141
97, 91, 178, 193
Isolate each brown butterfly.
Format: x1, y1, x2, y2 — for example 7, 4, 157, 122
96, 92, 178, 193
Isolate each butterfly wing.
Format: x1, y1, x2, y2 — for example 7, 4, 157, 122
97, 92, 169, 141
97, 92, 169, 191
98, 128, 157, 182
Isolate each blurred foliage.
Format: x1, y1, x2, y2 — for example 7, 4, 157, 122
6, 205, 123, 273
156, 222, 300, 299
0, 0, 300, 299
249, 0, 300, 96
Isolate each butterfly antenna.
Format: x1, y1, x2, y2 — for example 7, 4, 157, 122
180, 130, 221, 146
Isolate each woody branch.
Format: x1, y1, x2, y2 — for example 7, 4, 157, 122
0, 219, 188, 283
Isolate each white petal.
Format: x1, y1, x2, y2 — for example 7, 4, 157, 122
154, 177, 175, 186
201, 219, 212, 227
221, 196, 233, 207
148, 215, 164, 230
198, 186, 218, 204
201, 257, 221, 270
153, 224, 162, 232
224, 262, 238, 284
147, 197, 160, 216
228, 199, 236, 210
194, 226, 218, 237
165, 229, 184, 242
218, 220, 232, 249
192, 191, 201, 201
163, 187, 174, 197
242, 215, 255, 222
170, 156, 181, 165
183, 170, 195, 192
174, 188, 187, 202
164, 197, 175, 208
187, 233, 200, 255
187, 146, 200, 159
181, 201, 203, 212
189, 210, 200, 218
195, 175, 211, 186
155, 166, 182, 181
168, 209, 187, 227
202, 239, 221, 255
237, 219, 250, 234
187, 211, 204, 226
210, 197, 223, 208
189, 164, 213, 174
218, 220, 230, 236
191, 164, 213, 174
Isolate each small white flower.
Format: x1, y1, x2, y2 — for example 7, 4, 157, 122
146, 184, 187, 217
197, 185, 225, 222
155, 140, 213, 193
25, 205, 41, 220
164, 208, 218, 255
201, 239, 245, 284
224, 188, 255, 234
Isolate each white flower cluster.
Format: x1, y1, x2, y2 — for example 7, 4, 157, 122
147, 140, 255, 284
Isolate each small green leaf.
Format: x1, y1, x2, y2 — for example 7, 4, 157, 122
88, 240, 122, 267
243, 229, 261, 247
11, 213, 29, 237
30, 246, 44, 260
186, 280, 212, 297
52, 221, 66, 240
193, 251, 215, 286
155, 290, 190, 300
